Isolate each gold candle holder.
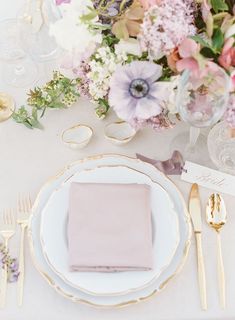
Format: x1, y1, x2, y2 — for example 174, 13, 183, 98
0, 93, 15, 122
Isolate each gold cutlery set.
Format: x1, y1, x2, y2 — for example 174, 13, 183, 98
0, 196, 31, 308
189, 184, 227, 310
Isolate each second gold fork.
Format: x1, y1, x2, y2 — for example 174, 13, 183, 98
17, 195, 31, 307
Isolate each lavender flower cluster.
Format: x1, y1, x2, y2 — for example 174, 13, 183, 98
139, 0, 196, 59
0, 243, 19, 283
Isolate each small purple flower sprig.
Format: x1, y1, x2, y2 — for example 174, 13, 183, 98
0, 243, 19, 283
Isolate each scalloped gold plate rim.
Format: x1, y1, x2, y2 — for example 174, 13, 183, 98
28, 153, 191, 308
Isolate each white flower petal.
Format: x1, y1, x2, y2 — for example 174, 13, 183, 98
115, 39, 142, 57
135, 97, 162, 119
150, 82, 171, 100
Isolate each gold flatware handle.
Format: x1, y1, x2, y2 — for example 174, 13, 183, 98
17, 224, 27, 307
217, 232, 226, 308
0, 264, 7, 308
195, 233, 207, 310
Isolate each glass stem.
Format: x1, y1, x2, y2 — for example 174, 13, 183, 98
189, 126, 200, 149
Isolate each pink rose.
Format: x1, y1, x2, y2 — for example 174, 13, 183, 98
139, 0, 161, 10
218, 38, 235, 70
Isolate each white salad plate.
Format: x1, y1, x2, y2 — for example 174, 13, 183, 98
40, 165, 180, 296
28, 154, 191, 308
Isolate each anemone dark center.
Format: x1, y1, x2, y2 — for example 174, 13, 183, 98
129, 79, 149, 99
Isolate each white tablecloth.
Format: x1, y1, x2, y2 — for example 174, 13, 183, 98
1, 2, 235, 319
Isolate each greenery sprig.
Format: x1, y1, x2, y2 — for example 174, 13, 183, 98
12, 71, 81, 129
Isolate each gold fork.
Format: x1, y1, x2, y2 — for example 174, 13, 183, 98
17, 195, 31, 307
0, 209, 16, 308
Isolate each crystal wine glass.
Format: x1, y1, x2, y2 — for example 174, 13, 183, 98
17, 0, 61, 62
171, 66, 230, 162
208, 121, 235, 174
0, 19, 38, 87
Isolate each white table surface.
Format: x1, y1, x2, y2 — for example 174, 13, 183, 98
1, 2, 235, 319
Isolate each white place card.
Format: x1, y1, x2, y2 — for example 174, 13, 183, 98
181, 161, 235, 197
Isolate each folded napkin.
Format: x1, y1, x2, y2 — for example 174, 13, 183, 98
68, 182, 153, 272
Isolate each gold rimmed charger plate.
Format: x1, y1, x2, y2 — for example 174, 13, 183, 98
39, 164, 180, 296
28, 154, 191, 308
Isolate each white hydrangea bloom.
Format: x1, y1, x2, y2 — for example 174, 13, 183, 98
87, 47, 128, 101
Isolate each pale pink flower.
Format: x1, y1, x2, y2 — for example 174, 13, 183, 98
175, 39, 227, 91
176, 38, 200, 74
178, 38, 200, 58
218, 38, 235, 70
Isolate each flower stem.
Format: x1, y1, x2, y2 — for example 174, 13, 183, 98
120, 0, 128, 11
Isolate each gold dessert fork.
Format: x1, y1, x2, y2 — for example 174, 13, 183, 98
17, 195, 32, 307
206, 193, 227, 309
0, 209, 16, 308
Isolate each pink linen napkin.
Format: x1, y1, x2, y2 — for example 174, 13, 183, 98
68, 182, 153, 272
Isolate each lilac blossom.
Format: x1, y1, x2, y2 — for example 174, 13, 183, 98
139, 0, 196, 59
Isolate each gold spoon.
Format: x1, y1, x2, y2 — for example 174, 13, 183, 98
206, 193, 227, 309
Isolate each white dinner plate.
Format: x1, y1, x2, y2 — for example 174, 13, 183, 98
40, 165, 179, 296
28, 154, 191, 307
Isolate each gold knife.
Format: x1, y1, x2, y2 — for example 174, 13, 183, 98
189, 183, 207, 310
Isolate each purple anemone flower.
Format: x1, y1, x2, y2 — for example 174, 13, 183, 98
108, 61, 168, 123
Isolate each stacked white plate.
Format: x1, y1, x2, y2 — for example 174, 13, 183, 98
28, 154, 191, 307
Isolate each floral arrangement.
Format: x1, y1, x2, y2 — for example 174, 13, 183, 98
13, 0, 235, 130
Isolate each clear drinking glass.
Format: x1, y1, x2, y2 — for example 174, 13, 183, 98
18, 0, 61, 62
208, 121, 235, 174
171, 67, 230, 162
0, 19, 38, 87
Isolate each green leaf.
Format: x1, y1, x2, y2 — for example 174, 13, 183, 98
190, 35, 212, 49
212, 28, 224, 52
200, 47, 217, 58
211, 0, 228, 13
80, 9, 98, 23
92, 23, 111, 31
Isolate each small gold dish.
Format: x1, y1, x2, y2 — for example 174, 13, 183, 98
62, 124, 93, 149
0, 93, 15, 122
104, 121, 136, 145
